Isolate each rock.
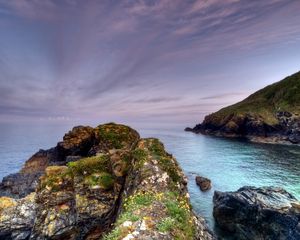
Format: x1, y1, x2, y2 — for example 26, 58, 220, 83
213, 186, 300, 240
57, 126, 95, 157
104, 138, 215, 240
0, 193, 36, 240
195, 176, 211, 191
0, 123, 214, 240
94, 123, 140, 152
289, 131, 300, 144
0, 148, 62, 198
186, 71, 300, 145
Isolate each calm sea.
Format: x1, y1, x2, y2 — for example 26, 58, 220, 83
1, 122, 300, 235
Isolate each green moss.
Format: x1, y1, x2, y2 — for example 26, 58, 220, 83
102, 228, 121, 240
159, 192, 195, 239
132, 148, 147, 168
157, 217, 175, 232
143, 139, 183, 184
123, 191, 155, 211
85, 172, 115, 190
96, 123, 139, 150
104, 190, 195, 240
116, 212, 140, 224
147, 139, 165, 157
67, 155, 110, 176
40, 167, 72, 192
159, 157, 182, 183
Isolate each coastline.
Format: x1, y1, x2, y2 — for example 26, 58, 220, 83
185, 128, 300, 146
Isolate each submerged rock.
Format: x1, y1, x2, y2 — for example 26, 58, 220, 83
195, 176, 211, 191
213, 186, 300, 240
0, 123, 214, 240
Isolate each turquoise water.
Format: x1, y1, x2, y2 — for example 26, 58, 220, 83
0, 123, 300, 234
140, 129, 300, 232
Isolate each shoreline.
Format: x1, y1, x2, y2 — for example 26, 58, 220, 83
185, 129, 300, 147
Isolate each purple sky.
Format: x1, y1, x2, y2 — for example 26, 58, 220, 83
0, 0, 300, 128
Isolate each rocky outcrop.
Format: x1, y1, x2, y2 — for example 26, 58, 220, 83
0, 123, 214, 240
195, 176, 211, 191
213, 186, 300, 240
187, 111, 300, 145
186, 71, 300, 145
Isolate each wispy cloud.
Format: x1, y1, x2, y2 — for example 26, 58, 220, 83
0, 0, 299, 125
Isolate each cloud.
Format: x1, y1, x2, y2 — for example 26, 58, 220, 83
200, 92, 246, 100
0, 0, 299, 124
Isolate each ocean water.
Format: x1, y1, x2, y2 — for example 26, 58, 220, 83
1, 123, 300, 235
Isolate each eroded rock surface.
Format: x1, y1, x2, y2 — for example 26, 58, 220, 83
187, 112, 300, 145
0, 123, 214, 240
213, 186, 300, 240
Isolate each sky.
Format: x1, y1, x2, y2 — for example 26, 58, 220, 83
0, 0, 300, 128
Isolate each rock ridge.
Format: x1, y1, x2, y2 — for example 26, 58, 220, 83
0, 123, 214, 240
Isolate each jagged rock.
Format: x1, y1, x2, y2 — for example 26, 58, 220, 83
57, 126, 95, 157
0, 149, 57, 198
213, 186, 300, 240
0, 123, 214, 240
0, 193, 36, 240
195, 176, 211, 191
104, 138, 215, 240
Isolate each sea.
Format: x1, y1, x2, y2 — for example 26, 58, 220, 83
0, 122, 299, 237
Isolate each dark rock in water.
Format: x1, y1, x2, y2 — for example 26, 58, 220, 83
0, 148, 61, 198
0, 123, 215, 240
195, 176, 211, 191
213, 186, 300, 240
289, 131, 300, 144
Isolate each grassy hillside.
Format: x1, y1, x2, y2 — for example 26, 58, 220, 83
208, 71, 300, 125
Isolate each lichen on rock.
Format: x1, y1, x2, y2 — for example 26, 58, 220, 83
103, 138, 214, 240
0, 123, 214, 240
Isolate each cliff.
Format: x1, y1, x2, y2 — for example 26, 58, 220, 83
186, 71, 300, 144
0, 123, 214, 240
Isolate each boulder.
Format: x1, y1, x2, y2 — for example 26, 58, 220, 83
213, 186, 300, 240
195, 176, 211, 191
57, 126, 95, 157
288, 131, 300, 144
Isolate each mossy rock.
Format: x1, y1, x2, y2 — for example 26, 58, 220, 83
85, 172, 115, 190
95, 123, 140, 150
68, 155, 111, 176
40, 166, 73, 192
137, 138, 184, 185
45, 166, 69, 176
58, 126, 95, 155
